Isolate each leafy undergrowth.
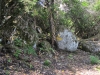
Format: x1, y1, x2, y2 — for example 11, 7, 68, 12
90, 55, 100, 64
0, 49, 100, 75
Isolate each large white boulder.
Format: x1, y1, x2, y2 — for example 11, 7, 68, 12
56, 27, 79, 51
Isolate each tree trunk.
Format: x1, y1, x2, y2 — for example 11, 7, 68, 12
50, 13, 56, 48
49, 0, 56, 48
0, 0, 3, 25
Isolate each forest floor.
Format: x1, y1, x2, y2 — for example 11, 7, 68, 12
0, 49, 100, 75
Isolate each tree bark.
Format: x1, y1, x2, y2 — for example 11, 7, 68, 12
49, 0, 56, 48
0, 0, 2, 24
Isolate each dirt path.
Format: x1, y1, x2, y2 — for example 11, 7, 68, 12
0, 49, 100, 75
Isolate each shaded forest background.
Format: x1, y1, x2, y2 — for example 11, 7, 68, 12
0, 0, 100, 55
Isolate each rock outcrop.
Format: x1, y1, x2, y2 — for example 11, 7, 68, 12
80, 34, 100, 53
80, 40, 100, 53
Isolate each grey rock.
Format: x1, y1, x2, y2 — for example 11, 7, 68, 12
80, 40, 100, 53
56, 26, 79, 51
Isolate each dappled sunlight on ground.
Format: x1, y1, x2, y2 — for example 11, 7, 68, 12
0, 49, 100, 75
76, 69, 100, 75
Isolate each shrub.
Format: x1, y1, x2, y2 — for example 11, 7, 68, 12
43, 60, 51, 66
90, 55, 100, 64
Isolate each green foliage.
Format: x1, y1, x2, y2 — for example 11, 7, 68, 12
14, 38, 37, 56
94, 1, 100, 11
63, 0, 95, 38
26, 62, 34, 69
40, 47, 54, 54
14, 49, 21, 58
7, 58, 12, 63
81, 1, 89, 7
43, 60, 51, 66
5, 70, 10, 75
19, 0, 37, 12
39, 41, 55, 54
24, 45, 37, 55
14, 38, 23, 47
90, 55, 100, 64
68, 54, 73, 59
56, 10, 73, 28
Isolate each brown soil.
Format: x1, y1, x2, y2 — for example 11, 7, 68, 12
0, 49, 100, 75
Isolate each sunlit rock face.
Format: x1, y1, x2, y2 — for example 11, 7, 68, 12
56, 27, 79, 51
